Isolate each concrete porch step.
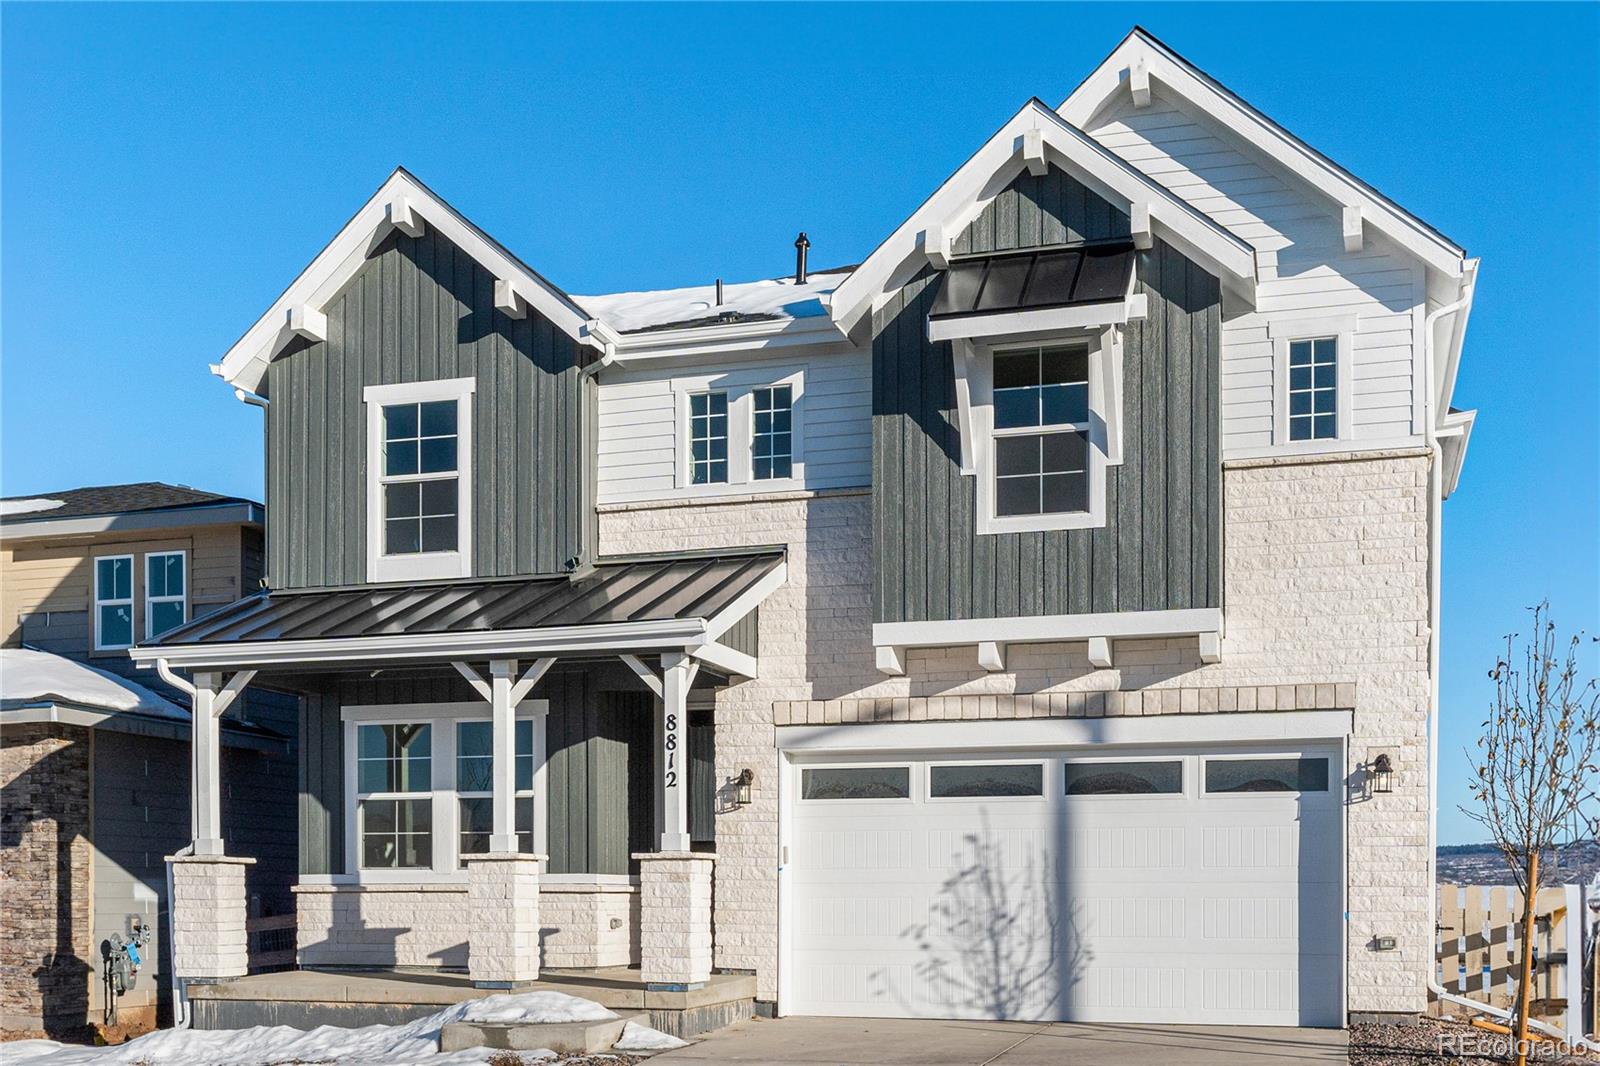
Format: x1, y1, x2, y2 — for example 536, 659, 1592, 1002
439, 1012, 646, 1055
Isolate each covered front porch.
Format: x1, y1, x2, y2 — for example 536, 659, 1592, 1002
129, 549, 783, 1015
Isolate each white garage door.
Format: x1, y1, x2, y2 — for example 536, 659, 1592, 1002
787, 744, 1342, 1026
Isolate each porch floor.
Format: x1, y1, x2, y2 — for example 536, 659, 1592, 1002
185, 967, 757, 1036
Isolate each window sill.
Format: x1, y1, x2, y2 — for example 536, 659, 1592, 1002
974, 507, 1107, 536
369, 550, 470, 583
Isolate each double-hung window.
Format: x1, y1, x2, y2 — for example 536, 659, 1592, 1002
456, 719, 536, 863
365, 378, 474, 582
689, 391, 729, 485
145, 551, 186, 639
751, 385, 793, 481
94, 555, 134, 650
991, 344, 1090, 517
355, 722, 434, 870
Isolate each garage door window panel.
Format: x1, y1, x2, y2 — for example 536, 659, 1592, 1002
1204, 756, 1329, 794
928, 762, 1043, 799
1063, 759, 1183, 797
800, 765, 911, 801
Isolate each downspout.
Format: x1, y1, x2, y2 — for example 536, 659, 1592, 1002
155, 658, 199, 1028
573, 322, 619, 579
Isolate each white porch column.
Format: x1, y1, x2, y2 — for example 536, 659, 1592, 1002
659, 652, 693, 852
190, 671, 225, 856
489, 659, 518, 853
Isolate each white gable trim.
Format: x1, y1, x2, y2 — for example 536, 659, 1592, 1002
213, 168, 604, 395
1059, 29, 1466, 280
827, 99, 1258, 336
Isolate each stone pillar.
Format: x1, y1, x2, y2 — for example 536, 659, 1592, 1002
634, 851, 715, 989
166, 854, 254, 981
466, 853, 545, 987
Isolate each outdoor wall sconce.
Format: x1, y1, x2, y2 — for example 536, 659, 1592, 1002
1371, 753, 1394, 794
735, 768, 755, 806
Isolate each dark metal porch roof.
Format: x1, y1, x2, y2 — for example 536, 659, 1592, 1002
929, 241, 1136, 320
147, 549, 784, 648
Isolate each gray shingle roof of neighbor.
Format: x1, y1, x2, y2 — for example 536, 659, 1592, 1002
147, 548, 785, 647
930, 241, 1137, 319
0, 481, 259, 521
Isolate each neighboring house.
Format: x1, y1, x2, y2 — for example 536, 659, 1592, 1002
135, 28, 1476, 1029
0, 484, 297, 1034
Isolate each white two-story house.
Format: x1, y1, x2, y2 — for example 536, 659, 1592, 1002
135, 27, 1474, 1031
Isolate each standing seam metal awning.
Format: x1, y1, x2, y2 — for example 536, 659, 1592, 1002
929, 240, 1137, 320
131, 549, 784, 670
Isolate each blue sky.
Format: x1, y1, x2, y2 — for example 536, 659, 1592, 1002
3, 4, 1595, 843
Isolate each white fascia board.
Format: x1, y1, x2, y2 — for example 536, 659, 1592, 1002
215, 169, 597, 395
702, 560, 788, 644
1437, 258, 1479, 417
828, 99, 1256, 336
0, 501, 264, 542
1059, 32, 1465, 280
132, 616, 710, 671
873, 607, 1222, 650
605, 317, 846, 368
777, 708, 1354, 753
1437, 408, 1476, 499
927, 300, 1129, 344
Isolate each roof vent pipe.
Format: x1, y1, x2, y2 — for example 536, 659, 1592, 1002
715, 278, 723, 306
794, 232, 810, 285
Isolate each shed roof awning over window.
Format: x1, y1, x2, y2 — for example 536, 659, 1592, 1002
131, 549, 785, 672
929, 241, 1137, 320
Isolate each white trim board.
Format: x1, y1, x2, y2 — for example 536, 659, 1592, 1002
874, 607, 1221, 650
213, 168, 604, 395
776, 709, 1353, 753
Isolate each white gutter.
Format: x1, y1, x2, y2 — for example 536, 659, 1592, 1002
1414, 272, 1580, 1037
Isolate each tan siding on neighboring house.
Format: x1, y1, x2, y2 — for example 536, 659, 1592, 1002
1, 525, 247, 656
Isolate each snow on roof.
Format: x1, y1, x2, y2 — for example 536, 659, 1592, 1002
576, 269, 852, 335
0, 497, 65, 516
0, 649, 188, 721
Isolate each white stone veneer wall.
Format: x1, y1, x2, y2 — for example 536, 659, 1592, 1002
597, 449, 1435, 1014
295, 882, 640, 971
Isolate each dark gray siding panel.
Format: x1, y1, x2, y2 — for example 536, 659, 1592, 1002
872, 236, 1221, 624
688, 719, 714, 846
264, 228, 588, 589
297, 669, 649, 877
721, 608, 759, 658
955, 166, 1132, 253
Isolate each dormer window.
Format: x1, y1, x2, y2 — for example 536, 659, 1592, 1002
364, 378, 475, 582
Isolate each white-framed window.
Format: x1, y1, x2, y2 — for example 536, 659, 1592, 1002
94, 555, 135, 650
751, 385, 793, 481
964, 329, 1118, 535
363, 378, 475, 583
341, 701, 547, 883
145, 550, 187, 639
926, 760, 1044, 800
1062, 757, 1185, 798
688, 391, 729, 485
1271, 317, 1355, 448
673, 366, 804, 495
455, 718, 536, 865
798, 764, 913, 802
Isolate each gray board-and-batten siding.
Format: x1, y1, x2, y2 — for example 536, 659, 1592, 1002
297, 668, 712, 878
872, 165, 1222, 625
264, 226, 591, 591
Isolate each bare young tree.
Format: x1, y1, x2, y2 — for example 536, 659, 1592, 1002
1463, 601, 1600, 1063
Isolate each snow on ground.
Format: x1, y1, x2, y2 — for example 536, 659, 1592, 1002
0, 497, 65, 516
613, 1021, 688, 1053
0, 649, 189, 720
576, 270, 849, 334
6, 991, 685, 1065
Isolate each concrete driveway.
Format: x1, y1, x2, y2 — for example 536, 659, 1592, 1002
655, 1016, 1347, 1064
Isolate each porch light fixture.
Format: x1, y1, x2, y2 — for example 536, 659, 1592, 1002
735, 768, 755, 806
1371, 753, 1394, 794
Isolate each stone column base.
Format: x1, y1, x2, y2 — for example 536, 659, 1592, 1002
166, 853, 255, 981
633, 851, 715, 989
466, 853, 545, 987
